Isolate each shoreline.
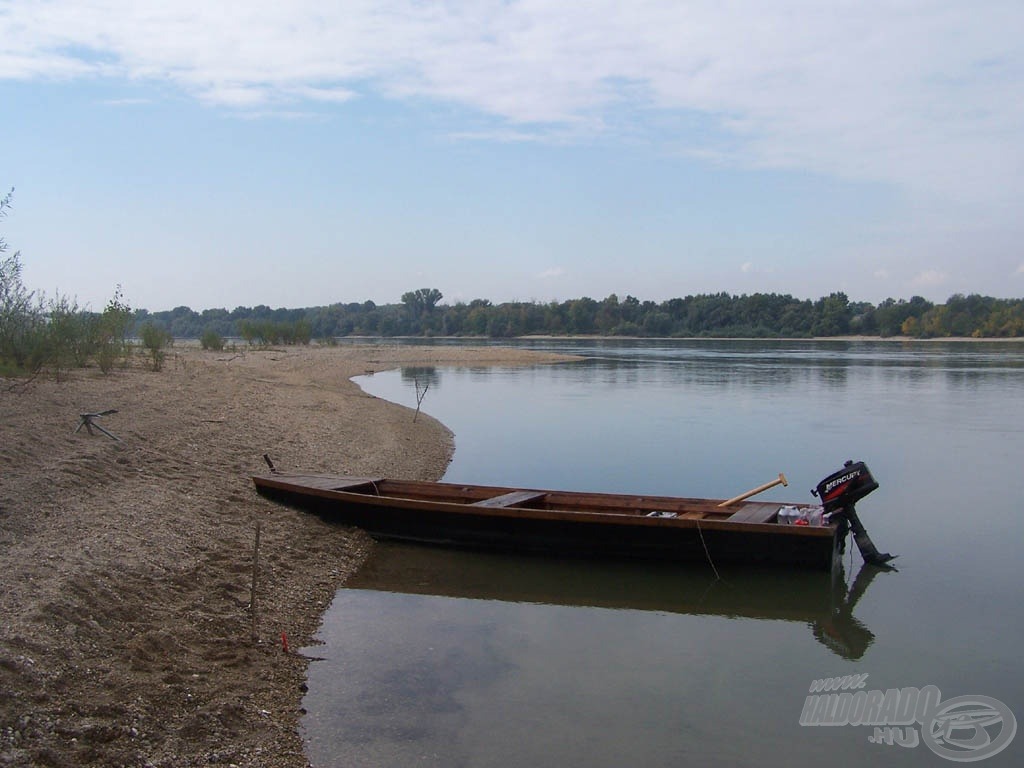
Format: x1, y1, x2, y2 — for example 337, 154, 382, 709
333, 333, 1024, 343
515, 334, 1024, 343
0, 344, 577, 768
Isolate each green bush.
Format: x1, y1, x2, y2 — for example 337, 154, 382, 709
237, 318, 311, 346
139, 322, 173, 371
2, 191, 141, 378
96, 286, 134, 372
46, 294, 96, 380
200, 327, 225, 351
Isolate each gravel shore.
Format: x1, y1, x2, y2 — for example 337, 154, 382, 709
0, 343, 576, 767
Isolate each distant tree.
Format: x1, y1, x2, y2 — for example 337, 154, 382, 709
812, 292, 851, 336
778, 299, 814, 337
918, 305, 951, 338
596, 294, 621, 334
401, 288, 444, 333
567, 297, 598, 334
0, 187, 12, 256
401, 288, 443, 316
641, 311, 673, 336
0, 189, 50, 373
901, 316, 922, 337
463, 301, 491, 335
167, 305, 202, 337
621, 295, 642, 325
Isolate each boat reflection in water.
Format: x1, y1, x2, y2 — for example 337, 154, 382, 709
346, 543, 892, 661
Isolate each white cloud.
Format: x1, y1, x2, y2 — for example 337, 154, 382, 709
912, 269, 948, 287
290, 86, 357, 104
538, 267, 566, 280
197, 83, 270, 108
448, 129, 552, 144
1, 1, 1021, 207
740, 261, 775, 275
1016, 263, 1024, 275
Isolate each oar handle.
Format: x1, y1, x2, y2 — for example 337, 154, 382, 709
717, 473, 788, 508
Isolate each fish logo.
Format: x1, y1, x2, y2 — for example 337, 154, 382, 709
921, 696, 1016, 762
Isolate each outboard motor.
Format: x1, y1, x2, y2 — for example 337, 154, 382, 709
813, 460, 895, 566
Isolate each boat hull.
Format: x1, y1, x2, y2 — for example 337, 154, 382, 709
254, 473, 841, 570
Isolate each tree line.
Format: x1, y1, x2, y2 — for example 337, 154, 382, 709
139, 288, 1023, 341
4, 182, 1023, 379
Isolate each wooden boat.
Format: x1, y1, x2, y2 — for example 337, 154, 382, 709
252, 460, 891, 571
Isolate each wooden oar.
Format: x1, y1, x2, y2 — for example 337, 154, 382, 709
717, 473, 788, 507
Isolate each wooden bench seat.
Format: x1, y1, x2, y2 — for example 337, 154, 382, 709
724, 502, 780, 524
471, 490, 546, 508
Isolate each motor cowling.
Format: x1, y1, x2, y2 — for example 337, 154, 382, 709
813, 460, 894, 567
814, 460, 879, 515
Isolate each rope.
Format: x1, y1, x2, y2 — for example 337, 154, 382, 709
695, 518, 721, 581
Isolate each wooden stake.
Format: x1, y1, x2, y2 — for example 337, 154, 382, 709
250, 523, 261, 644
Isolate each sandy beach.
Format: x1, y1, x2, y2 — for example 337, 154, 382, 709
0, 344, 576, 768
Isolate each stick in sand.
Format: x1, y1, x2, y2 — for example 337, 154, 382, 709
250, 523, 261, 644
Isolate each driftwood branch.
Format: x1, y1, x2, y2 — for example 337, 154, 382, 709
74, 410, 120, 441
413, 378, 430, 423
4, 369, 42, 392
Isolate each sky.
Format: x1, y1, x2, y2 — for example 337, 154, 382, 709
1, 1, 1022, 312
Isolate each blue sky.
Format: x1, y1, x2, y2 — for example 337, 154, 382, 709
2, 1, 1022, 312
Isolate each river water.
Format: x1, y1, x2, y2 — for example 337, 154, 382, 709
302, 339, 1023, 766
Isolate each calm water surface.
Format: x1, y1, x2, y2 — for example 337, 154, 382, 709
303, 340, 1023, 766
